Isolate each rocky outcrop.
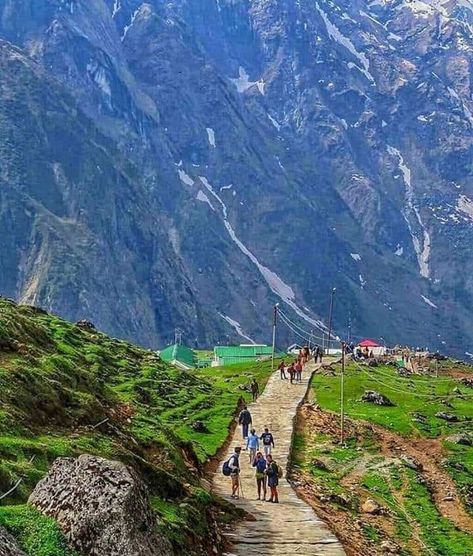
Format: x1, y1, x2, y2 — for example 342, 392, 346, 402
0, 527, 27, 556
29, 455, 172, 556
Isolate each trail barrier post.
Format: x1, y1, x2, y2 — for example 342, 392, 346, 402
340, 341, 346, 445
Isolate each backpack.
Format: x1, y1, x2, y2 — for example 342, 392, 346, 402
277, 464, 283, 478
222, 455, 238, 476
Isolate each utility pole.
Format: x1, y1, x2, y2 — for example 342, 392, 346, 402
340, 341, 346, 445
327, 287, 337, 355
271, 304, 279, 371
347, 311, 352, 345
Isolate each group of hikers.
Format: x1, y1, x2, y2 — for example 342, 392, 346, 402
277, 345, 323, 383
224, 405, 281, 502
223, 348, 317, 503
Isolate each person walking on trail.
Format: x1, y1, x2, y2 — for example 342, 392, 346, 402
246, 428, 260, 464
250, 379, 259, 401
228, 446, 242, 499
252, 451, 267, 501
239, 406, 252, 440
278, 360, 287, 380
266, 454, 280, 503
260, 427, 275, 457
295, 360, 302, 382
287, 362, 295, 384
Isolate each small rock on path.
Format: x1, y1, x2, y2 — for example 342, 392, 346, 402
212, 364, 345, 555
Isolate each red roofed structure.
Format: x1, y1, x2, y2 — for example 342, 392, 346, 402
358, 339, 380, 348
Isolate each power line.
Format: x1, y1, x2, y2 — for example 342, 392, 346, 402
278, 309, 338, 345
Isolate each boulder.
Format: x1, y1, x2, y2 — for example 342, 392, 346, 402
29, 455, 172, 556
401, 455, 423, 471
0, 527, 27, 556
435, 412, 459, 422
191, 420, 208, 433
75, 320, 97, 332
361, 390, 394, 406
361, 498, 381, 514
446, 434, 472, 446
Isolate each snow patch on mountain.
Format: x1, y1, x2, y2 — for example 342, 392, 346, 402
457, 194, 473, 220
219, 313, 255, 343
316, 2, 374, 82
230, 67, 265, 95
421, 295, 438, 308
197, 190, 215, 210
199, 176, 326, 332
388, 145, 431, 278
112, 0, 121, 18
268, 114, 281, 130
121, 7, 141, 41
178, 168, 194, 187
206, 127, 216, 148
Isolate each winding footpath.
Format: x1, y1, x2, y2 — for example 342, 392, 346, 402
212, 363, 346, 556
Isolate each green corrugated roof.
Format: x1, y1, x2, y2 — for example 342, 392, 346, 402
160, 344, 196, 368
214, 345, 273, 358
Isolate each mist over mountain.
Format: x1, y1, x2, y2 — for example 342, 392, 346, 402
1, 0, 472, 355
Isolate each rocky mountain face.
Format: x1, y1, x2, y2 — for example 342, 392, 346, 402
0, 0, 472, 354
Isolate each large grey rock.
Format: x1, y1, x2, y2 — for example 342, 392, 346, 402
361, 390, 394, 406
29, 455, 172, 556
0, 527, 27, 556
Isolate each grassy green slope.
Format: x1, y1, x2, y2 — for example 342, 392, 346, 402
0, 298, 275, 554
294, 361, 473, 556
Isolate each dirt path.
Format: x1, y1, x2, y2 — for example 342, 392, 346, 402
212, 364, 345, 556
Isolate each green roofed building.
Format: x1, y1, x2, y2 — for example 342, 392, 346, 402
213, 344, 273, 367
159, 343, 196, 370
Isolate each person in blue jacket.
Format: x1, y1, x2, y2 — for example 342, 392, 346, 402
246, 428, 260, 464
252, 451, 267, 500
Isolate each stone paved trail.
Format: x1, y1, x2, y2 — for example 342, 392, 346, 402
212, 364, 346, 556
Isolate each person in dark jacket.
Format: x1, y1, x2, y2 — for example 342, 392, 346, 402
252, 451, 267, 500
250, 379, 259, 401
238, 406, 252, 439
266, 454, 280, 503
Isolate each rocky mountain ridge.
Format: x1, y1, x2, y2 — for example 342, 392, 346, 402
0, 0, 472, 354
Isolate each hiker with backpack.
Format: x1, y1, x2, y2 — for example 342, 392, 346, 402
252, 451, 267, 501
238, 405, 252, 440
260, 427, 275, 457
246, 428, 260, 464
222, 446, 242, 499
250, 379, 259, 401
266, 454, 282, 503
